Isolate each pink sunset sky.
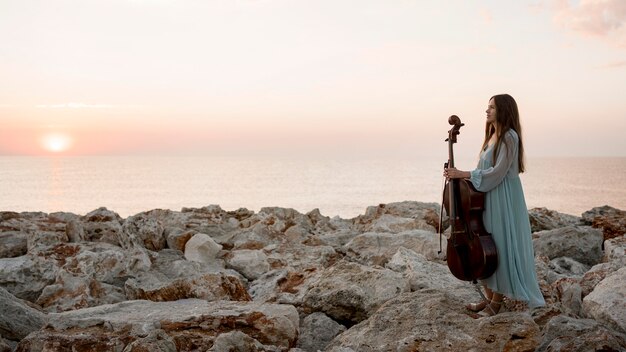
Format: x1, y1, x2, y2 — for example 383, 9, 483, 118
1, 0, 625, 158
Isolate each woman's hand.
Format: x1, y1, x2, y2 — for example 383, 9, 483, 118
444, 167, 470, 180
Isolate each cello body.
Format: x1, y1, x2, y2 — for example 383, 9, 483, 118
442, 115, 498, 282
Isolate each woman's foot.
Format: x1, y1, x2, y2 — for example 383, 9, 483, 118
478, 299, 502, 317
465, 301, 488, 312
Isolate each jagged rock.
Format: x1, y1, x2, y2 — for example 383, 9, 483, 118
0, 231, 27, 258
165, 227, 194, 251
604, 235, 626, 265
353, 201, 440, 233
122, 329, 177, 352
81, 207, 124, 246
536, 315, 626, 352
125, 271, 251, 302
225, 249, 271, 280
528, 207, 581, 233
0, 248, 60, 301
0, 287, 46, 340
582, 205, 626, 240
325, 290, 541, 352
0, 338, 12, 352
582, 266, 626, 334
248, 268, 322, 306
580, 260, 624, 298
533, 226, 603, 266
296, 312, 346, 352
184, 233, 222, 263
302, 260, 410, 324
208, 331, 280, 352
344, 230, 445, 266
548, 257, 589, 278
385, 247, 477, 302
16, 299, 299, 352
36, 269, 126, 312
265, 242, 339, 272
121, 213, 166, 251
65, 219, 87, 243
552, 278, 583, 317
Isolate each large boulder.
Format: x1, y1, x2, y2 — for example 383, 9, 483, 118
528, 207, 581, 233
0, 287, 46, 340
344, 230, 445, 266
536, 315, 626, 351
582, 205, 625, 240
184, 233, 223, 263
302, 260, 410, 324
582, 266, 626, 334
353, 201, 440, 233
296, 312, 346, 352
533, 226, 603, 266
0, 231, 27, 258
125, 271, 251, 302
16, 299, 299, 352
120, 213, 166, 251
325, 290, 541, 352
81, 207, 124, 246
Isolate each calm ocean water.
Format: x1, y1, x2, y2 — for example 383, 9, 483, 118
0, 156, 624, 219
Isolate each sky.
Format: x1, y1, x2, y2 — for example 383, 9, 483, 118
1, 0, 625, 158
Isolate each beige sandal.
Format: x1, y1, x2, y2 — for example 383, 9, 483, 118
478, 300, 502, 317
466, 301, 488, 312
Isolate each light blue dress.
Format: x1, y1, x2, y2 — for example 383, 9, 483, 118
469, 129, 545, 308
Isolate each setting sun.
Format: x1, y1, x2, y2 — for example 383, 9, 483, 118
41, 133, 73, 153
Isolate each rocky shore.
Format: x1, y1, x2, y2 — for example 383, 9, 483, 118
0, 202, 624, 351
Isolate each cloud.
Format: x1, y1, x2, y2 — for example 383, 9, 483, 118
552, 0, 626, 48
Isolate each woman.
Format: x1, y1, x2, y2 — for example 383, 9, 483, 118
444, 94, 545, 316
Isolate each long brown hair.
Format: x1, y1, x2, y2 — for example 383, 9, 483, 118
480, 94, 525, 173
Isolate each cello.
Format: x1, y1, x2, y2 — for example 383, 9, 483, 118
439, 115, 497, 282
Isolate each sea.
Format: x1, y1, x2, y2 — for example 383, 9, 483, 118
0, 156, 624, 219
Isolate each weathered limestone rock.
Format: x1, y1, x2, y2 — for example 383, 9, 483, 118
184, 233, 222, 263
122, 329, 177, 352
548, 257, 589, 278
582, 266, 626, 334
325, 290, 541, 352
0, 287, 46, 340
604, 234, 626, 265
125, 271, 251, 302
225, 249, 271, 280
580, 260, 624, 298
265, 242, 338, 272
536, 315, 626, 352
0, 250, 60, 301
121, 213, 166, 251
386, 248, 476, 302
533, 226, 603, 266
16, 299, 299, 352
81, 207, 124, 246
0, 338, 12, 352
582, 205, 626, 240
296, 312, 346, 352
165, 227, 194, 252
552, 278, 583, 317
528, 207, 581, 233
248, 268, 323, 306
302, 260, 410, 324
0, 231, 27, 258
353, 201, 440, 233
207, 331, 280, 352
36, 269, 126, 312
344, 230, 445, 266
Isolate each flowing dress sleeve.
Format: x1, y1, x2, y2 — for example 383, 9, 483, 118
470, 131, 518, 192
